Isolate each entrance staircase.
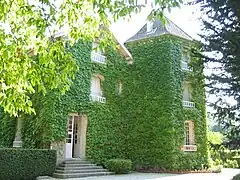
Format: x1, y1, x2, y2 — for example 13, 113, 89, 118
53, 159, 114, 179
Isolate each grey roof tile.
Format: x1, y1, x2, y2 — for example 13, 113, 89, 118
126, 17, 193, 42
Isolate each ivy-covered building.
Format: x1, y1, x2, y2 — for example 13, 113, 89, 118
0, 17, 209, 170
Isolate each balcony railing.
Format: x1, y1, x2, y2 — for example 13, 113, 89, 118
91, 52, 106, 64
183, 101, 195, 108
181, 61, 191, 71
181, 145, 197, 152
90, 94, 106, 103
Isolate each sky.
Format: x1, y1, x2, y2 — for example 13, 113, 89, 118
110, 3, 203, 43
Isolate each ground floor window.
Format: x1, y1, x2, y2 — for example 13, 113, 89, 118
182, 120, 197, 152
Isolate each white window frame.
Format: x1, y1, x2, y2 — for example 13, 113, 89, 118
90, 75, 106, 103
117, 81, 123, 95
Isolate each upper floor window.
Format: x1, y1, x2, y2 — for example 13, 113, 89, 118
182, 53, 189, 62
91, 42, 106, 64
92, 42, 103, 55
183, 82, 192, 102
117, 81, 123, 95
91, 76, 102, 96
183, 82, 195, 108
90, 75, 106, 103
181, 52, 191, 71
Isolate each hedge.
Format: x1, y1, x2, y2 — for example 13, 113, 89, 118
0, 148, 56, 180
106, 159, 132, 174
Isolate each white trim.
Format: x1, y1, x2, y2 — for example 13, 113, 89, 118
90, 94, 106, 103
91, 52, 106, 64
181, 145, 197, 152
183, 101, 195, 108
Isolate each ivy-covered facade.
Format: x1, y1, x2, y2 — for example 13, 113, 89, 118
0, 18, 209, 170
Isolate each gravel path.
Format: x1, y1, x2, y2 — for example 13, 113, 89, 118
39, 168, 240, 180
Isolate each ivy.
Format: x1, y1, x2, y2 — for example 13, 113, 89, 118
0, 35, 209, 170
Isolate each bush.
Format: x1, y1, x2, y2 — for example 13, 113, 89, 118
210, 165, 223, 173
233, 173, 240, 180
224, 159, 238, 168
0, 148, 56, 180
105, 159, 132, 174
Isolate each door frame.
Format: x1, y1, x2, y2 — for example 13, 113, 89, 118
65, 113, 88, 159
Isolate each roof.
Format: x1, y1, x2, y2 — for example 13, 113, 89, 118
52, 31, 132, 60
126, 17, 193, 43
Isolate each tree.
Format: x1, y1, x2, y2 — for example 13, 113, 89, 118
0, 0, 182, 116
193, 0, 240, 148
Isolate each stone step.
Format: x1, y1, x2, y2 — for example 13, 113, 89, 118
55, 168, 108, 174
63, 160, 92, 164
56, 166, 103, 170
59, 163, 97, 167
52, 172, 114, 179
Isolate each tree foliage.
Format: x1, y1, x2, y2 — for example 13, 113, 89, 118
0, 0, 182, 116
193, 0, 240, 148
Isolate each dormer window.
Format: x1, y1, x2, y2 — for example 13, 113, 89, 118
147, 21, 153, 33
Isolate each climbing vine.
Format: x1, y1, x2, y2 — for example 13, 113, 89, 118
0, 35, 208, 170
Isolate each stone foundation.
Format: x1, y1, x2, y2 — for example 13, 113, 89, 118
51, 141, 65, 165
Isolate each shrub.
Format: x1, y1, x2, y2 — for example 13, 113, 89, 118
210, 165, 223, 173
224, 159, 238, 168
105, 159, 132, 174
0, 148, 56, 180
233, 173, 240, 180
232, 157, 240, 168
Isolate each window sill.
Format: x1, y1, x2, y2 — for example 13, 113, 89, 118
181, 145, 197, 152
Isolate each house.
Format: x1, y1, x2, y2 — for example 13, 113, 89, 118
0, 15, 208, 175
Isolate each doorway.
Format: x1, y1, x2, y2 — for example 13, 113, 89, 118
65, 114, 87, 159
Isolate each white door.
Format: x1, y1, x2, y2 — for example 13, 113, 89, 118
73, 116, 81, 157
65, 116, 74, 159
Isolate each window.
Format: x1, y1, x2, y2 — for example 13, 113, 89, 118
92, 42, 103, 55
182, 53, 189, 62
182, 120, 197, 151
185, 121, 195, 145
147, 20, 153, 33
117, 81, 123, 94
183, 82, 192, 101
91, 76, 102, 96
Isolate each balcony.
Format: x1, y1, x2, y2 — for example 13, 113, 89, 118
90, 94, 106, 103
183, 101, 195, 108
181, 145, 197, 152
181, 61, 191, 71
91, 52, 106, 64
